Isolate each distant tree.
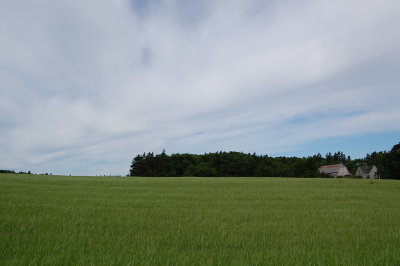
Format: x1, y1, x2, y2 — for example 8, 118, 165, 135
326, 152, 333, 164
389, 143, 400, 179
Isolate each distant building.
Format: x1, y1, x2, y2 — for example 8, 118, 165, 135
355, 165, 379, 179
319, 164, 351, 177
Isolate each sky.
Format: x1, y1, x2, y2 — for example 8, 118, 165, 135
1, 0, 400, 175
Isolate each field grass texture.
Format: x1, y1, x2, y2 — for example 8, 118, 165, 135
1, 174, 400, 265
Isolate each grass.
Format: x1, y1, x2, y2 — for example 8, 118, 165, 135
1, 174, 400, 265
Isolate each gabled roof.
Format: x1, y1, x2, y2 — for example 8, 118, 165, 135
319, 164, 346, 174
358, 165, 376, 174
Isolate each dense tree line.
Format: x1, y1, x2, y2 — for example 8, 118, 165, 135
130, 143, 399, 179
129, 150, 351, 177
0, 170, 16, 174
364, 143, 400, 179
0, 170, 32, 174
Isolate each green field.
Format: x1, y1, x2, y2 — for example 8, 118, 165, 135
1, 174, 400, 265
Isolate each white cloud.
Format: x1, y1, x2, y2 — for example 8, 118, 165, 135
1, 0, 400, 175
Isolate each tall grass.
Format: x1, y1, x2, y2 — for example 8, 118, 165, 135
1, 174, 400, 265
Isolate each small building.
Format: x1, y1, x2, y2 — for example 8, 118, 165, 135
319, 164, 351, 177
355, 165, 379, 179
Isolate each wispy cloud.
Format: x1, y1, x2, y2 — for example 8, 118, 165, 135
1, 0, 400, 175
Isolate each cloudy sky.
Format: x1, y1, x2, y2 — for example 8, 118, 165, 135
1, 0, 400, 175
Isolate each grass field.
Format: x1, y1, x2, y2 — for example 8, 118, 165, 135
1, 174, 400, 265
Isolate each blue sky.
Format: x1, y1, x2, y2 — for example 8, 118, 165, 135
1, 0, 400, 175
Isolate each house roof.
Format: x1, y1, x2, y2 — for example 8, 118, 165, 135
358, 165, 375, 174
319, 164, 346, 174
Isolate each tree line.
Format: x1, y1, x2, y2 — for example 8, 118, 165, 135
0, 170, 32, 174
129, 143, 400, 179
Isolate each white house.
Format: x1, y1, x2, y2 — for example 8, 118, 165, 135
355, 165, 379, 179
319, 164, 351, 177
